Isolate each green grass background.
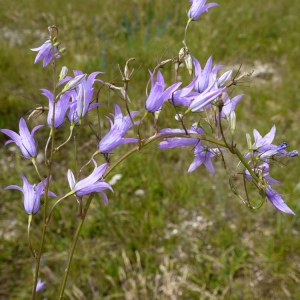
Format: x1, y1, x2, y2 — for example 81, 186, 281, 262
1, 0, 300, 299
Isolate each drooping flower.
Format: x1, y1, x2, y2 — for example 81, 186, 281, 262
146, 70, 182, 112
220, 93, 244, 120
158, 124, 203, 149
5, 174, 57, 215
188, 0, 219, 21
31, 40, 59, 67
36, 279, 46, 292
98, 104, 139, 154
41, 89, 71, 128
188, 142, 223, 173
245, 163, 295, 215
68, 161, 113, 203
168, 77, 199, 107
0, 118, 43, 159
67, 71, 102, 124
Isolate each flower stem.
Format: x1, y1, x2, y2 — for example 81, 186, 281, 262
57, 193, 94, 299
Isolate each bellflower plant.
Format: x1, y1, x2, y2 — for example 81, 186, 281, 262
2, 1, 299, 298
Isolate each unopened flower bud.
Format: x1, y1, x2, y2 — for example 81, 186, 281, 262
218, 70, 232, 87
230, 111, 236, 136
246, 133, 252, 151
62, 74, 86, 92
53, 41, 61, 47
59, 66, 68, 81
185, 54, 194, 76
59, 47, 67, 54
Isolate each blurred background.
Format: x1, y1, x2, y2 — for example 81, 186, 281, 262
1, 0, 300, 299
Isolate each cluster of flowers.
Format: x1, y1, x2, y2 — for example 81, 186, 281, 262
1, 0, 298, 294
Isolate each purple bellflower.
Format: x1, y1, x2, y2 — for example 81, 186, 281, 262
36, 279, 46, 292
252, 125, 276, 153
5, 174, 57, 215
31, 40, 59, 67
41, 89, 71, 128
68, 161, 113, 204
168, 77, 199, 107
220, 93, 244, 120
188, 142, 223, 173
0, 118, 43, 159
245, 163, 295, 215
146, 70, 182, 112
98, 104, 139, 154
68, 71, 102, 124
159, 124, 203, 149
188, 0, 219, 21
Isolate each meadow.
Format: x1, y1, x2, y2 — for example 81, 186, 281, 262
0, 0, 300, 299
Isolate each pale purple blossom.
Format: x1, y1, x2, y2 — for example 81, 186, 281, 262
98, 104, 139, 154
5, 174, 56, 215
68, 71, 102, 124
31, 40, 58, 67
0, 118, 43, 159
68, 161, 113, 203
245, 163, 295, 215
188, 143, 223, 173
36, 279, 46, 292
188, 0, 219, 21
159, 125, 203, 149
146, 70, 182, 112
220, 93, 244, 119
41, 89, 71, 128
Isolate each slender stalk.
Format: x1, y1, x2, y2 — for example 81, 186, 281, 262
32, 40, 57, 299
57, 193, 94, 299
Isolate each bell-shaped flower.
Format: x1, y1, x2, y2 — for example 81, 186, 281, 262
5, 174, 57, 215
168, 77, 199, 107
159, 125, 203, 149
252, 125, 276, 153
220, 93, 244, 120
31, 40, 59, 67
146, 70, 182, 112
98, 104, 139, 153
68, 161, 113, 203
36, 279, 46, 292
188, 0, 219, 21
0, 118, 43, 159
188, 86, 224, 112
245, 162, 295, 215
41, 89, 71, 128
188, 143, 223, 173
67, 71, 102, 124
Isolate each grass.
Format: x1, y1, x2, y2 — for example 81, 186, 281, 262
1, 0, 300, 299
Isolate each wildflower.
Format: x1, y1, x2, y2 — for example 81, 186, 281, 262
98, 104, 139, 154
168, 77, 199, 107
158, 125, 203, 149
68, 161, 113, 203
245, 163, 295, 215
31, 40, 58, 67
36, 279, 46, 292
0, 118, 43, 159
67, 71, 102, 124
146, 70, 182, 112
41, 89, 71, 128
5, 174, 56, 215
188, 143, 223, 173
188, 0, 219, 21
252, 125, 276, 153
220, 93, 244, 120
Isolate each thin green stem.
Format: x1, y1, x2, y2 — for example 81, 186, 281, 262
57, 193, 94, 299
